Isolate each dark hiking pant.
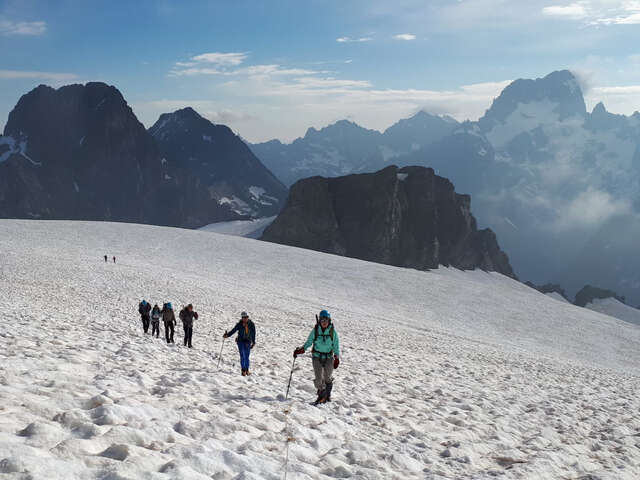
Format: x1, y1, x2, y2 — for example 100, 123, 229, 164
238, 341, 251, 371
184, 325, 193, 348
152, 321, 159, 337
164, 322, 174, 343
142, 315, 150, 333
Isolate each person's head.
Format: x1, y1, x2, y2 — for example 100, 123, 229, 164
187, 304, 193, 311
319, 309, 331, 326
241, 311, 249, 322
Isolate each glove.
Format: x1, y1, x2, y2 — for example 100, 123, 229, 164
333, 356, 340, 369
223, 331, 228, 339
293, 347, 305, 358
250, 343, 255, 349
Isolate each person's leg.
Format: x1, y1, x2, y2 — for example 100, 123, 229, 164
239, 342, 250, 371
164, 323, 170, 343
312, 357, 325, 391
187, 326, 193, 347
323, 359, 335, 401
184, 325, 188, 346
170, 324, 174, 343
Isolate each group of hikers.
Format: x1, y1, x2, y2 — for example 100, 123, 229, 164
137, 301, 340, 404
103, 255, 116, 263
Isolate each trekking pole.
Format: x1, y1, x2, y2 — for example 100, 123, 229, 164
285, 356, 296, 399
217, 334, 226, 369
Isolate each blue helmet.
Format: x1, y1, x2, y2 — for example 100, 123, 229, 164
319, 309, 331, 319
167, 302, 172, 309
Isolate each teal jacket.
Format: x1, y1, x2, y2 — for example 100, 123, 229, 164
303, 324, 340, 358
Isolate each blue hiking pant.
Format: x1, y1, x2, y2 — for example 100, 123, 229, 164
238, 341, 251, 370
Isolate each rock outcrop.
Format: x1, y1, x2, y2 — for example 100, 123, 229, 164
0, 83, 280, 227
261, 165, 515, 276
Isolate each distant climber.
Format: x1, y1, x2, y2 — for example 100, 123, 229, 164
293, 309, 340, 404
223, 311, 256, 376
161, 302, 176, 344
104, 255, 107, 262
151, 304, 161, 338
138, 299, 151, 334
179, 304, 198, 348
112, 256, 116, 263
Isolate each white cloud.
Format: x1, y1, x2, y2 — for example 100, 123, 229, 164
0, 69, 79, 83
542, 3, 587, 18
553, 188, 633, 231
190, 52, 248, 66
336, 36, 373, 43
393, 33, 416, 40
170, 67, 222, 77
0, 19, 46, 36
540, 1, 640, 25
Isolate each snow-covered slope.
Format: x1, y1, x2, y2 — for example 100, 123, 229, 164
199, 216, 276, 239
1, 220, 640, 479
585, 297, 640, 326
545, 291, 569, 303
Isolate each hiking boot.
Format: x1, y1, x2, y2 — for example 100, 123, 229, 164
325, 382, 333, 402
246, 370, 251, 376
241, 370, 246, 376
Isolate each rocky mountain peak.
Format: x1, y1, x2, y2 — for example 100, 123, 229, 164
479, 70, 587, 129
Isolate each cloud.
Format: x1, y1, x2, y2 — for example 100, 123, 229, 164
553, 188, 633, 231
0, 69, 79, 83
393, 33, 416, 40
542, 3, 587, 18
336, 36, 373, 43
0, 18, 46, 36
540, 1, 640, 25
190, 52, 248, 66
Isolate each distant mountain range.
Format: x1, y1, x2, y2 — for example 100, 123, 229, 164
250, 112, 459, 187
0, 83, 286, 227
250, 70, 640, 304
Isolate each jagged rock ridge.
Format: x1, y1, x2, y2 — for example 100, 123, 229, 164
149, 107, 287, 218
261, 165, 515, 276
0, 83, 283, 227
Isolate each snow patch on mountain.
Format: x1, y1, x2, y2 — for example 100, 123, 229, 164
585, 297, 640, 326
484, 100, 561, 148
546, 292, 570, 303
199, 216, 277, 238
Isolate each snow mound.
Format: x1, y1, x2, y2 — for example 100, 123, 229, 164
585, 296, 640, 326
1, 219, 640, 479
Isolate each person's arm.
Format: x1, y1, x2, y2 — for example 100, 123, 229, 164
302, 328, 315, 351
250, 323, 256, 345
226, 324, 239, 337
333, 329, 340, 357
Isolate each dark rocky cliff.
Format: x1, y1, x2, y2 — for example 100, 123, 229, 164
0, 83, 252, 227
261, 165, 515, 276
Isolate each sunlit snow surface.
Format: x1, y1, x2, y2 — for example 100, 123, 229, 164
1, 220, 640, 479
585, 297, 640, 326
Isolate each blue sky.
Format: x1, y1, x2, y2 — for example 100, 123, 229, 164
1, 0, 639, 142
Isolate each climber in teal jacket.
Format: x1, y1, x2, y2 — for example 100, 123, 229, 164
293, 309, 340, 404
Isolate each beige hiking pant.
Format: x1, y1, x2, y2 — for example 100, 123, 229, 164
312, 356, 334, 390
